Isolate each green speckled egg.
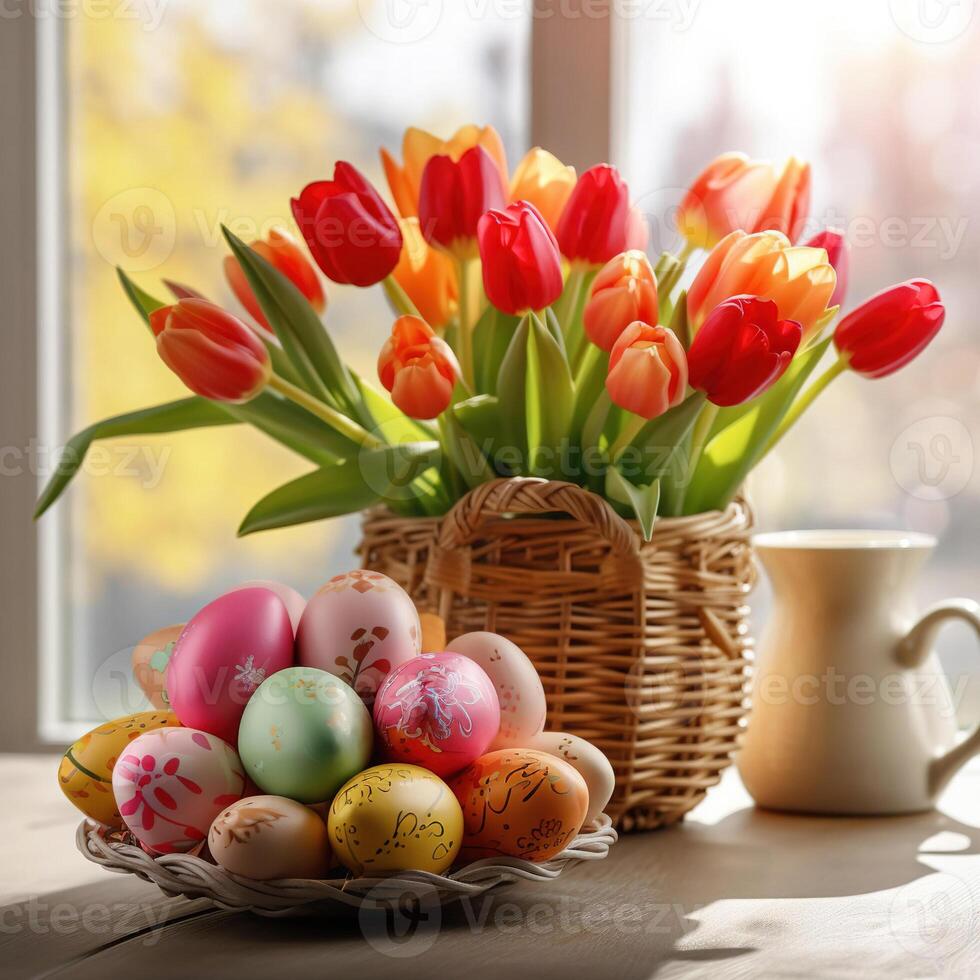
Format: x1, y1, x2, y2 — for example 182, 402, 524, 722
237, 667, 372, 804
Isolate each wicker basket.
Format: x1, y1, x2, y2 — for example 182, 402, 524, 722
360, 477, 756, 832
78, 815, 617, 917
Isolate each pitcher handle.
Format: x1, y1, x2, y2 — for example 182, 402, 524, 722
897, 598, 980, 796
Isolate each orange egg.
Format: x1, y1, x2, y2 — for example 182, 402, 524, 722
450, 748, 589, 863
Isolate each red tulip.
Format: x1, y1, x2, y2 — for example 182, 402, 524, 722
418, 146, 507, 258
834, 279, 944, 379
804, 229, 849, 309
687, 295, 801, 406
224, 227, 325, 331
378, 315, 460, 419
556, 164, 632, 265
291, 162, 402, 287
149, 299, 271, 403
477, 202, 563, 315
606, 322, 688, 420
583, 250, 659, 352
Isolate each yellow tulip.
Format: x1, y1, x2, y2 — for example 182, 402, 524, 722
381, 124, 508, 218
508, 147, 576, 233
687, 230, 836, 340
392, 217, 458, 328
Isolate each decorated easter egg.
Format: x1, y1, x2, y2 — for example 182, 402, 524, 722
445, 632, 547, 750
111, 727, 245, 854
226, 580, 306, 632
297, 570, 421, 706
131, 624, 183, 709
328, 764, 462, 875
208, 795, 331, 880
373, 653, 500, 778
450, 748, 589, 862
58, 711, 180, 826
237, 666, 372, 803
166, 588, 295, 744
525, 731, 615, 825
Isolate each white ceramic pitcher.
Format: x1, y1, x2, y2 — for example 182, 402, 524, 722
738, 530, 980, 815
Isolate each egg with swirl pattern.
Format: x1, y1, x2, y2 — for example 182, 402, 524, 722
450, 748, 589, 863
328, 764, 463, 875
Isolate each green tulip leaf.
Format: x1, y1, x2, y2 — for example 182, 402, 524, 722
117, 268, 165, 327
684, 337, 833, 513
472, 306, 519, 395
238, 441, 441, 535
605, 469, 661, 541
34, 398, 236, 519
453, 394, 500, 456
525, 312, 574, 477
495, 314, 532, 466
223, 227, 362, 419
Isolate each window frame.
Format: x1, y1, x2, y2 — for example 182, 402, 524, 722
21, 10, 618, 746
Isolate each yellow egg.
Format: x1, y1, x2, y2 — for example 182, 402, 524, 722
328, 764, 463, 876
57, 710, 180, 826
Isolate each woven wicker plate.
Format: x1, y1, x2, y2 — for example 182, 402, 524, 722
77, 815, 617, 917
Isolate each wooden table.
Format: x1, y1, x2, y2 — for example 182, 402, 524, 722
4, 755, 980, 979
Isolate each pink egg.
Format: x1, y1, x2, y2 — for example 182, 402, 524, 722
226, 580, 305, 633
373, 653, 500, 777
297, 570, 421, 707
111, 727, 245, 854
166, 588, 294, 744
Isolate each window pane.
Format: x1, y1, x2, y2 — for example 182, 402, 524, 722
54, 1, 529, 731
620, 3, 978, 717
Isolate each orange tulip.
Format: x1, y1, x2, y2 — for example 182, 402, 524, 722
392, 218, 458, 328
377, 315, 460, 419
687, 230, 836, 340
678, 153, 811, 250
223, 227, 325, 332
381, 124, 507, 219
509, 147, 576, 233
606, 322, 688, 420
756, 157, 811, 243
583, 250, 659, 352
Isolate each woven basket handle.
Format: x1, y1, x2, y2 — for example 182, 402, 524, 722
435, 477, 639, 555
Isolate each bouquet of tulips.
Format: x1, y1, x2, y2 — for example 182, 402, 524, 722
36, 127, 946, 538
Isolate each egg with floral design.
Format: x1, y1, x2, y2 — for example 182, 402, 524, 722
450, 748, 589, 863
111, 727, 245, 854
328, 764, 462, 875
166, 588, 294, 744
297, 570, 421, 707
373, 653, 500, 778
525, 731, 615, 825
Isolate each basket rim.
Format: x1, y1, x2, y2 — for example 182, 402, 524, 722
77, 814, 618, 916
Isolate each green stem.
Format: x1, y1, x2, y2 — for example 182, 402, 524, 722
554, 263, 587, 332
383, 276, 420, 318
676, 240, 696, 264
685, 401, 720, 482
455, 258, 476, 390
267, 374, 384, 450
763, 357, 848, 456
609, 413, 646, 462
